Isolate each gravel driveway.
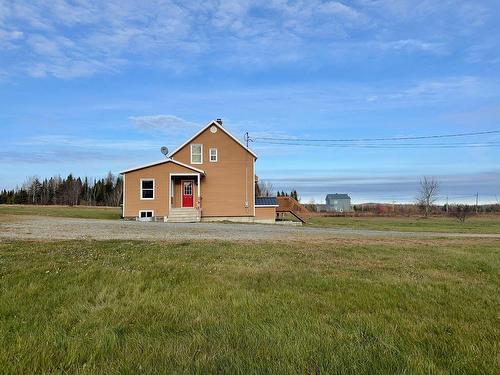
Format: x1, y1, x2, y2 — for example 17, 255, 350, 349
1, 216, 499, 241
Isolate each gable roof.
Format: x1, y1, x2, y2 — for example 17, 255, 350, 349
169, 120, 258, 160
120, 158, 205, 175
255, 197, 278, 206
326, 193, 351, 200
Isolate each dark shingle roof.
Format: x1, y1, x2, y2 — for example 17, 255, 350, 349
326, 193, 351, 200
255, 197, 278, 206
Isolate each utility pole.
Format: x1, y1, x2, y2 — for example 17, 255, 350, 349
475, 192, 479, 214
446, 195, 449, 214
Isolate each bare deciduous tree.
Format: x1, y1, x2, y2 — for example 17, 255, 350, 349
23, 176, 41, 204
110, 176, 123, 206
256, 180, 274, 197
66, 175, 82, 206
416, 176, 439, 217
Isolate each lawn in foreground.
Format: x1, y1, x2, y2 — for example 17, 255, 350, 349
0, 204, 121, 220
0, 239, 498, 374
309, 215, 500, 234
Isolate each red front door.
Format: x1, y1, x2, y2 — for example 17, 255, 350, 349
182, 181, 194, 207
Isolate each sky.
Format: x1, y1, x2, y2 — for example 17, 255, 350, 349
1, 0, 500, 204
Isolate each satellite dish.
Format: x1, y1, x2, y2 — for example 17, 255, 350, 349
160, 146, 169, 157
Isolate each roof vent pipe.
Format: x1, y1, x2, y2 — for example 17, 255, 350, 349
216, 118, 223, 126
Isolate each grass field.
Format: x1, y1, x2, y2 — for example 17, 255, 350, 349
309, 215, 500, 234
0, 205, 121, 220
1, 239, 498, 373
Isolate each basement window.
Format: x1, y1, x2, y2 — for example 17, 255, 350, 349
138, 210, 154, 221
140, 179, 155, 199
209, 148, 217, 162
191, 144, 203, 164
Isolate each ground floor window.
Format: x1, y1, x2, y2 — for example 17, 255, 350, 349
141, 179, 155, 199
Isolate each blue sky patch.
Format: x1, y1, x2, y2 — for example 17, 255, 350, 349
1, 0, 499, 203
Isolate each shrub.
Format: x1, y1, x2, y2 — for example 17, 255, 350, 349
453, 204, 474, 223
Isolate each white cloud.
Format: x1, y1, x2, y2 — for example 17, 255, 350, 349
0, 0, 368, 76
319, 2, 362, 19
378, 39, 446, 53
5, 134, 160, 165
17, 135, 158, 150
27, 34, 63, 56
0, 0, 496, 78
361, 0, 487, 27
0, 28, 23, 48
26, 58, 122, 79
11, 1, 52, 30
129, 115, 199, 134
401, 76, 480, 98
465, 40, 500, 65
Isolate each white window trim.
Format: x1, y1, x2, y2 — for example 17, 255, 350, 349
138, 210, 154, 221
191, 144, 203, 164
140, 178, 155, 200
209, 148, 218, 162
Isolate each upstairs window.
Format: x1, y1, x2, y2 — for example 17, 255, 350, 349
209, 148, 218, 162
141, 179, 154, 199
191, 144, 203, 164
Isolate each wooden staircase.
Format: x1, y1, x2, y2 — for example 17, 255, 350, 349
276, 196, 311, 223
166, 208, 200, 223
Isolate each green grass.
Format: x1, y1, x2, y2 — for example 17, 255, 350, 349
0, 205, 121, 220
309, 215, 500, 234
0, 239, 498, 374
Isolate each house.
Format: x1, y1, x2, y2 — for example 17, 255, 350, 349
325, 193, 352, 212
120, 119, 277, 223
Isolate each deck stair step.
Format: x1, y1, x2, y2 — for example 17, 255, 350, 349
166, 208, 200, 223
276, 196, 310, 223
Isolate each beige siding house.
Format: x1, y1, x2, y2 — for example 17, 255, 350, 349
121, 119, 276, 223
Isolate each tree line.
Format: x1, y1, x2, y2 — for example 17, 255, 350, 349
277, 190, 299, 200
0, 172, 123, 207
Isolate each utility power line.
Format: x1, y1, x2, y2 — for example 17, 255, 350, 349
252, 129, 500, 143
254, 140, 500, 149
441, 194, 478, 199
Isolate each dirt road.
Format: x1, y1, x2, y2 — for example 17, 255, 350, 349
1, 216, 499, 241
